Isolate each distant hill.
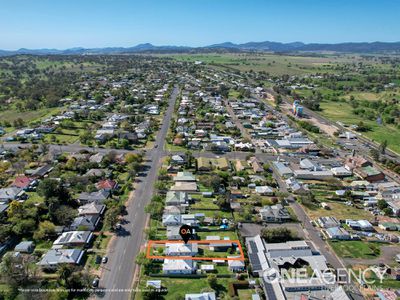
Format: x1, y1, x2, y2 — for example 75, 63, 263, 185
1, 41, 400, 56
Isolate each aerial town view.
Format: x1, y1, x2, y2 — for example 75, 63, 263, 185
1, 1, 400, 300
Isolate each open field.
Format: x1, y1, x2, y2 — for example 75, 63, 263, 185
343, 91, 400, 102
319, 100, 400, 153
0, 107, 61, 124
0, 56, 102, 74
329, 241, 383, 259
302, 201, 374, 221
163, 53, 362, 76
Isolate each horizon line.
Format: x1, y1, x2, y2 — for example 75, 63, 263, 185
2, 39, 400, 52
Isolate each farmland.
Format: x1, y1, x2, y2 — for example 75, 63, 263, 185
164, 53, 357, 76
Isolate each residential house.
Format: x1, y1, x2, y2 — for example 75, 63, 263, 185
85, 169, 106, 178
37, 249, 84, 269
174, 172, 196, 182
0, 187, 26, 203
171, 155, 186, 165
78, 190, 110, 204
167, 226, 182, 240
165, 243, 198, 256
165, 191, 190, 207
259, 204, 291, 223
89, 153, 105, 164
77, 202, 106, 217
162, 214, 181, 226
26, 164, 53, 178
53, 231, 93, 247
11, 176, 36, 191
317, 217, 340, 229
182, 214, 199, 227
162, 259, 197, 275
118, 131, 138, 143
14, 241, 35, 253
68, 215, 100, 231
96, 179, 118, 192
325, 227, 351, 240
249, 157, 263, 173
255, 186, 273, 196
285, 177, 309, 194
227, 256, 245, 272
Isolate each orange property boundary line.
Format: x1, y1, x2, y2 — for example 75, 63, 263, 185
146, 239, 245, 261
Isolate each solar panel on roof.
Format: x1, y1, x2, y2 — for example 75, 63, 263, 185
263, 282, 278, 300
248, 241, 262, 271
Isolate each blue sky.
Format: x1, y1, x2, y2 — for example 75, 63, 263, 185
1, 0, 399, 50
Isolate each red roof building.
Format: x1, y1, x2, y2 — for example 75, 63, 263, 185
96, 179, 118, 191
11, 176, 33, 189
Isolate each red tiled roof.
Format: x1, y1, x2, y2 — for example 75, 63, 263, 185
96, 179, 117, 190
12, 176, 32, 188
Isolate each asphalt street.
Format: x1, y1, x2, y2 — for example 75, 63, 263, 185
96, 86, 179, 300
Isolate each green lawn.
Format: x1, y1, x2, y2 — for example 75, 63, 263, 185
303, 201, 374, 221
191, 196, 219, 210
319, 100, 400, 153
329, 241, 383, 259
164, 142, 187, 152
0, 107, 61, 124
237, 289, 256, 300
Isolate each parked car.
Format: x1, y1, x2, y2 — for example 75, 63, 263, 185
102, 256, 108, 264
95, 255, 102, 264
92, 278, 99, 287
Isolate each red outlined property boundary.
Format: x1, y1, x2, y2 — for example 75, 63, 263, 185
146, 239, 245, 261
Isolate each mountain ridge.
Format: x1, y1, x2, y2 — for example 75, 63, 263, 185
1, 41, 400, 56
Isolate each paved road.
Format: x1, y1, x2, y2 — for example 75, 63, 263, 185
224, 99, 252, 141
96, 86, 179, 300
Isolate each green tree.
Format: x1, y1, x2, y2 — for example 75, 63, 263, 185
143, 286, 163, 300
38, 179, 70, 202
379, 140, 388, 154
377, 199, 388, 210
207, 274, 218, 289
104, 206, 120, 229
261, 227, 298, 243
34, 220, 56, 241
0, 252, 37, 287
383, 207, 393, 216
